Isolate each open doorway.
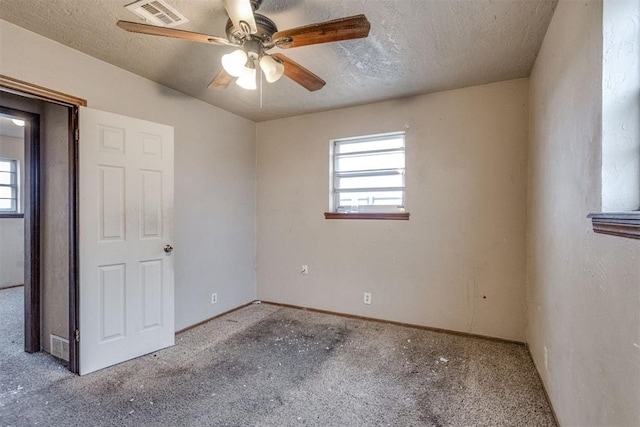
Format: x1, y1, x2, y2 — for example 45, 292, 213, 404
0, 113, 26, 288
0, 105, 40, 357
0, 110, 31, 365
1, 76, 85, 374
0, 77, 84, 373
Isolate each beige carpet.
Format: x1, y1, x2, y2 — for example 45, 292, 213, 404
0, 289, 555, 426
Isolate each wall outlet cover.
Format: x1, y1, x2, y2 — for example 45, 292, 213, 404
364, 292, 372, 305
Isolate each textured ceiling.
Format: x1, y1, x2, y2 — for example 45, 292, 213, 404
0, 0, 557, 122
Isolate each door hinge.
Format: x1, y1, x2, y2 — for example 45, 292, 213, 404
75, 329, 80, 342
75, 128, 79, 142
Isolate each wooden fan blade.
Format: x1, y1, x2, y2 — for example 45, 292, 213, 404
117, 21, 234, 46
223, 0, 257, 34
208, 69, 235, 90
273, 14, 370, 49
272, 54, 326, 92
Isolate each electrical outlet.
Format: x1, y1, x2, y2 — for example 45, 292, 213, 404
301, 265, 308, 275
363, 292, 372, 305
543, 346, 548, 371
211, 293, 217, 304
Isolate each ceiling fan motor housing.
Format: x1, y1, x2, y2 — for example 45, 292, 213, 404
243, 39, 263, 60
225, 14, 278, 46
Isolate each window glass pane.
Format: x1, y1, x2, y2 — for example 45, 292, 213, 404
0, 199, 13, 210
337, 174, 403, 189
0, 172, 13, 185
0, 186, 14, 198
338, 191, 403, 206
0, 160, 13, 172
332, 132, 406, 213
336, 152, 404, 172
337, 137, 404, 154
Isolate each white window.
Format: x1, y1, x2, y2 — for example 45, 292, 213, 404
330, 132, 406, 213
0, 158, 18, 213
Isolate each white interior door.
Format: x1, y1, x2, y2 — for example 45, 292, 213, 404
79, 107, 174, 375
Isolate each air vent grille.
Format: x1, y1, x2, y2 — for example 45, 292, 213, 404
50, 334, 69, 362
125, 0, 189, 27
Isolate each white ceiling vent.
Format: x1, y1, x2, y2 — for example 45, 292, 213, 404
125, 0, 189, 27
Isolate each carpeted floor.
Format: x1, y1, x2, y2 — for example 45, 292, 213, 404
1, 287, 556, 426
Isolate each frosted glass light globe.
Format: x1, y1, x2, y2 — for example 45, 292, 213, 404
259, 55, 285, 83
221, 49, 248, 77
236, 66, 257, 90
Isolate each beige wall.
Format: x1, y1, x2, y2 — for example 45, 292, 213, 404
527, 0, 640, 425
0, 19, 257, 331
0, 134, 25, 288
0, 217, 23, 288
257, 79, 529, 342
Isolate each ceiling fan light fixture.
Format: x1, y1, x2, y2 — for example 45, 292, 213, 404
221, 49, 248, 77
117, 2, 371, 94
236, 63, 257, 90
259, 55, 284, 83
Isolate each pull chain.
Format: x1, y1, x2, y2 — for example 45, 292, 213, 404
259, 66, 263, 109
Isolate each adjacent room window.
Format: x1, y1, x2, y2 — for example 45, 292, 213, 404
0, 158, 18, 213
330, 132, 406, 214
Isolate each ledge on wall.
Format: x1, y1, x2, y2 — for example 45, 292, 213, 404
324, 212, 410, 220
587, 212, 640, 240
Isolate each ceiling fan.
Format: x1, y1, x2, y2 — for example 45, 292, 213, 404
117, 0, 371, 92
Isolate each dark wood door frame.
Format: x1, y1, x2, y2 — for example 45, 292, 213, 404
0, 106, 40, 353
0, 75, 86, 374
68, 105, 80, 374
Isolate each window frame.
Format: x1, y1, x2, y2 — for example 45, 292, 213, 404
0, 157, 19, 214
326, 131, 409, 220
587, 212, 640, 240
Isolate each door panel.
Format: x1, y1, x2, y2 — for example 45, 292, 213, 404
99, 264, 126, 341
79, 107, 174, 375
140, 170, 162, 239
98, 166, 125, 241
140, 260, 163, 331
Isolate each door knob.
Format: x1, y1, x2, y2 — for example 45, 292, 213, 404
164, 244, 174, 253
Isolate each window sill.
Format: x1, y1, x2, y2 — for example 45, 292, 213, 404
0, 213, 24, 219
587, 212, 640, 240
324, 212, 410, 220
